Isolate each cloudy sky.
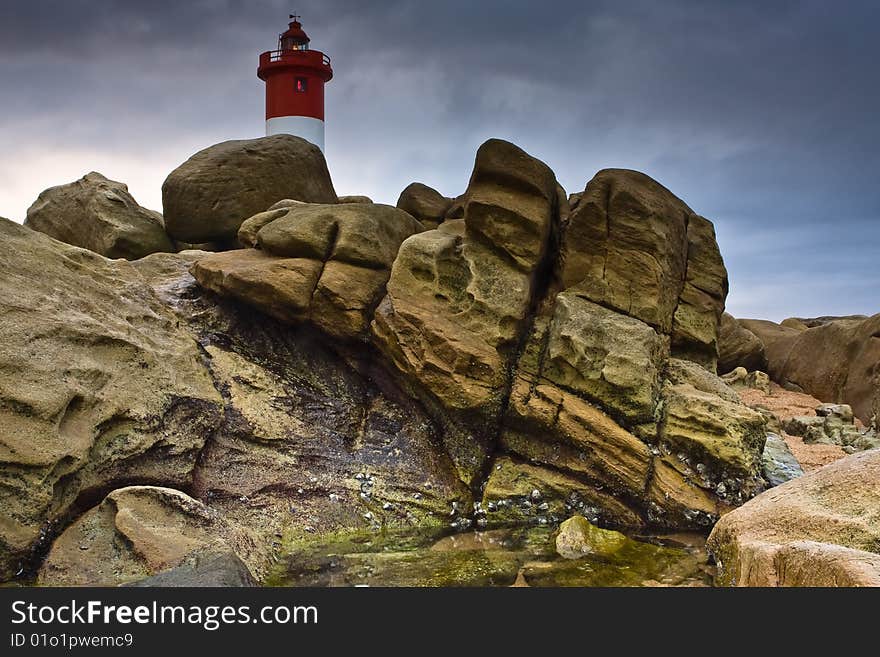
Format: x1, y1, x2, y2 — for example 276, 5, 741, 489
1, 0, 877, 320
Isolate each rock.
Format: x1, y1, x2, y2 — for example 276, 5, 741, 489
793, 314, 869, 328
815, 403, 854, 423
772, 315, 880, 429
193, 203, 422, 340
372, 139, 560, 484
337, 195, 373, 204
396, 183, 452, 228
481, 457, 643, 529
127, 550, 257, 587
721, 368, 770, 393
780, 317, 809, 331
0, 220, 222, 580
142, 252, 471, 566
659, 374, 766, 502
718, 313, 768, 374
669, 214, 729, 369
562, 169, 691, 336
762, 433, 804, 487
162, 135, 337, 243
708, 450, 880, 586
720, 366, 749, 388
237, 208, 291, 247
24, 172, 173, 259
556, 515, 629, 559
737, 318, 801, 380
38, 487, 250, 586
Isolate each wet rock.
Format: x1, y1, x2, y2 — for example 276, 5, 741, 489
0, 220, 222, 580
38, 487, 250, 586
25, 172, 173, 260
555, 515, 628, 559
708, 450, 880, 586
127, 550, 258, 587
762, 433, 804, 487
162, 135, 337, 243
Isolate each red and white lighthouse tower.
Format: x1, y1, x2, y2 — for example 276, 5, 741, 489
257, 15, 333, 152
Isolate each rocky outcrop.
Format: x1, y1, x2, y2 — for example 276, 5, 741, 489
708, 450, 880, 586
739, 315, 880, 430
162, 135, 337, 244
373, 139, 560, 485
337, 195, 373, 204
718, 313, 768, 374
373, 145, 763, 526
136, 251, 471, 569
25, 172, 173, 259
0, 219, 222, 581
1, 136, 779, 584
396, 183, 453, 229
38, 487, 252, 586
192, 203, 422, 340
560, 169, 727, 370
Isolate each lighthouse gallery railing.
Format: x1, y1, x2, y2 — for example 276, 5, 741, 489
262, 50, 331, 66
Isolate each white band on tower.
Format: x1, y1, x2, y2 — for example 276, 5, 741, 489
266, 116, 325, 153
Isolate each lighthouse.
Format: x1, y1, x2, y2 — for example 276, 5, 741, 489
257, 15, 333, 152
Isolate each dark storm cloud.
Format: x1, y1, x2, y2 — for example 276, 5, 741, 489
1, 0, 878, 319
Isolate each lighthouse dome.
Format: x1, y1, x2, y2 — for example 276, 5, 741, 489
280, 19, 310, 50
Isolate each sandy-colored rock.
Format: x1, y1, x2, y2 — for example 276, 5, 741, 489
25, 172, 173, 259
562, 169, 690, 334
481, 457, 643, 528
670, 215, 728, 369
737, 318, 801, 381
0, 220, 222, 580
162, 135, 337, 243
372, 139, 559, 484
718, 313, 768, 374
396, 182, 452, 228
194, 203, 421, 340
708, 450, 880, 586
337, 195, 373, 204
38, 487, 252, 586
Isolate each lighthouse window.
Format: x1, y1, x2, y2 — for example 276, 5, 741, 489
295, 77, 308, 93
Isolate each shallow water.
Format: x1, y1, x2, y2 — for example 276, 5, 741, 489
268, 525, 714, 587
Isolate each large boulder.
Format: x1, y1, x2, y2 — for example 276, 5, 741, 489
162, 135, 337, 244
396, 182, 453, 229
25, 172, 173, 259
708, 450, 880, 586
0, 219, 222, 580
372, 139, 560, 485
38, 487, 253, 586
718, 313, 768, 374
740, 315, 880, 429
191, 203, 422, 340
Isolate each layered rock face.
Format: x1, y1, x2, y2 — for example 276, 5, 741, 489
728, 315, 880, 430
1, 136, 776, 585
708, 450, 880, 586
192, 203, 423, 340
0, 219, 222, 580
25, 172, 173, 260
162, 135, 337, 244
372, 144, 764, 526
